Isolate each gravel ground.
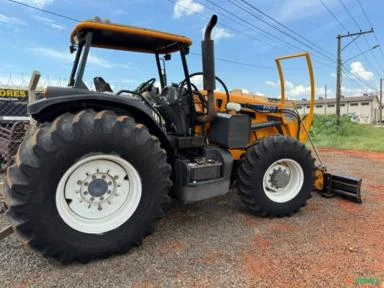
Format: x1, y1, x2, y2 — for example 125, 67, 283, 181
0, 148, 383, 288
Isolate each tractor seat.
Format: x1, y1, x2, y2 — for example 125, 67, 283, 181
94, 77, 113, 92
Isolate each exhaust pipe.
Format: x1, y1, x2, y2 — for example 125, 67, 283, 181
197, 15, 218, 123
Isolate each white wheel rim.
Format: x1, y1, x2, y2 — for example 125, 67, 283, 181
56, 154, 142, 234
262, 158, 304, 203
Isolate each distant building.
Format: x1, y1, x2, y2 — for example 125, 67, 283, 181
295, 94, 381, 124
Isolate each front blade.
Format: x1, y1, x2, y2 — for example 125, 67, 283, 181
323, 173, 362, 203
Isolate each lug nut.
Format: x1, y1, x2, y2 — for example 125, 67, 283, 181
90, 197, 95, 201
84, 191, 88, 195
77, 180, 82, 185
102, 175, 106, 179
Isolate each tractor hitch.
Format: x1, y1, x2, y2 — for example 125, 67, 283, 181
321, 173, 362, 203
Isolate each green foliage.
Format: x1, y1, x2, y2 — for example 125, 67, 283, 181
309, 115, 384, 152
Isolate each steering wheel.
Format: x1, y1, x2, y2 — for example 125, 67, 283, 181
135, 78, 156, 93
178, 72, 231, 110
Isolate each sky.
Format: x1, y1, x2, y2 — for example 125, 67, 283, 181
1, 0, 384, 100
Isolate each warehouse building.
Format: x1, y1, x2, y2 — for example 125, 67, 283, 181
295, 94, 382, 124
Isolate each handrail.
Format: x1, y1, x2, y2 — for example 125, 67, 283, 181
275, 52, 315, 142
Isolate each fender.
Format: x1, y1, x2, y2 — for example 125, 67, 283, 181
28, 90, 174, 151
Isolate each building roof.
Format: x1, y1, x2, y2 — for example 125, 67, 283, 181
295, 95, 379, 105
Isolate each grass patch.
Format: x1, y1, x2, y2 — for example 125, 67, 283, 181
309, 115, 384, 152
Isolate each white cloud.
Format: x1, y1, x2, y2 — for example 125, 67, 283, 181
190, 74, 203, 88
285, 80, 295, 89
264, 79, 377, 99
34, 15, 65, 30
265, 80, 277, 87
34, 16, 65, 30
49, 23, 65, 30
265, 79, 333, 99
0, 14, 9, 23
350, 61, 374, 81
174, 0, 204, 18
330, 72, 336, 78
17, 0, 54, 8
241, 89, 265, 96
201, 26, 232, 41
274, 0, 344, 23
31, 47, 130, 69
341, 86, 375, 96
0, 13, 26, 26
286, 84, 310, 99
211, 27, 232, 41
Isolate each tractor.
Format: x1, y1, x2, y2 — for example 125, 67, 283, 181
5, 15, 361, 263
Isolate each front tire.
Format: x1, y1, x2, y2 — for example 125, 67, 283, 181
237, 136, 315, 217
5, 110, 172, 262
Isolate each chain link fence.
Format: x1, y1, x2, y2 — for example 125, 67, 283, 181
0, 73, 39, 176
0, 88, 30, 175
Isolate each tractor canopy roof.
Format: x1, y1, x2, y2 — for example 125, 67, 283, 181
70, 20, 192, 54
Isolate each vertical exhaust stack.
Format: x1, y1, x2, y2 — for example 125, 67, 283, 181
198, 15, 218, 123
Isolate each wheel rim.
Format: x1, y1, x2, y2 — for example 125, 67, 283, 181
56, 154, 142, 234
262, 158, 304, 203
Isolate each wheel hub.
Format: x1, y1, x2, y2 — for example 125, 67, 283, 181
88, 179, 108, 197
77, 170, 117, 209
270, 168, 290, 189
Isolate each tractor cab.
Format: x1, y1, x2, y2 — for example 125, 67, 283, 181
67, 19, 206, 137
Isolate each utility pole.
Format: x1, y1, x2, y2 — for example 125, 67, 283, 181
336, 29, 374, 126
324, 84, 327, 115
336, 35, 342, 125
380, 78, 383, 124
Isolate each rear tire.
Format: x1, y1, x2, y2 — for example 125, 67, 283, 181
237, 136, 314, 217
5, 110, 172, 263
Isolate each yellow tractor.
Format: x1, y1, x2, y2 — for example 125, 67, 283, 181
5, 15, 361, 262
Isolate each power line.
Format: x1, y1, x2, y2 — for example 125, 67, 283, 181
201, 0, 335, 67
320, 0, 350, 31
190, 52, 307, 70
355, 0, 384, 72
337, 0, 384, 76
170, 0, 332, 68
226, 0, 375, 90
338, 0, 360, 29
8, 0, 80, 22
206, 0, 371, 90
237, 0, 337, 61
8, 0, 308, 75
319, 0, 378, 90
167, 0, 294, 55
226, 0, 335, 64
202, 0, 311, 56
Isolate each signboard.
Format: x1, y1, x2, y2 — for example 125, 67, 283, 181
0, 88, 28, 101
0, 88, 28, 117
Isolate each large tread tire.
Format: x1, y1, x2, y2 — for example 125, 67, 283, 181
237, 136, 315, 217
5, 110, 172, 263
